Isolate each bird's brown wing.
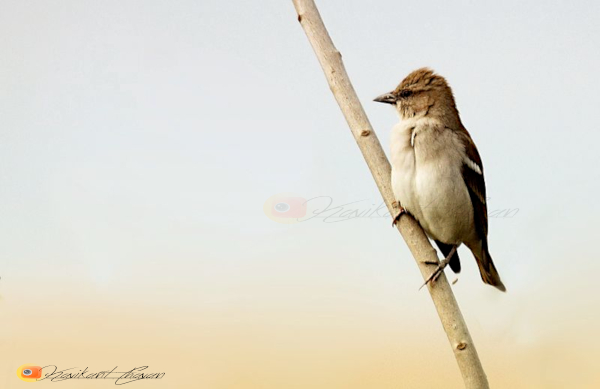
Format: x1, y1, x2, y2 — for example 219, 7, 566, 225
456, 127, 488, 238
455, 127, 506, 291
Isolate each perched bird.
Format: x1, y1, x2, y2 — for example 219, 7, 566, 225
374, 68, 505, 291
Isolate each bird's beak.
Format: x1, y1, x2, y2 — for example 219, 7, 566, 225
373, 93, 397, 105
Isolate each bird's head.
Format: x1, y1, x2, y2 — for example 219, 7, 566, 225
374, 68, 459, 122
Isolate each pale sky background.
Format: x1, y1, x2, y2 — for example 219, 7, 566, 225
1, 0, 600, 388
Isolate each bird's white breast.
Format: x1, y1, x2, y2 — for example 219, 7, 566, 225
390, 116, 475, 244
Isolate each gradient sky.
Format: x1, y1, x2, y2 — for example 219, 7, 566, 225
1, 1, 600, 388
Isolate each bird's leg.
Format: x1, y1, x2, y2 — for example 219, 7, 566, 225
391, 203, 406, 227
420, 245, 457, 290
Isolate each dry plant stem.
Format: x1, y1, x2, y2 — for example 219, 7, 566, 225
291, 1, 490, 388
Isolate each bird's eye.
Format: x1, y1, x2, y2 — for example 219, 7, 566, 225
399, 90, 413, 98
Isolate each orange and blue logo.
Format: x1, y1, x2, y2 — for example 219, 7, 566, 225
17, 364, 42, 382
263, 193, 308, 224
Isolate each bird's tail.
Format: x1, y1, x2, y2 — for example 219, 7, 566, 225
474, 247, 506, 292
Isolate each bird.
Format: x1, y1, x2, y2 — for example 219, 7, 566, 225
374, 68, 505, 292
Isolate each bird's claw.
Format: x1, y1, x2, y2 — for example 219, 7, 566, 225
419, 264, 446, 290
419, 246, 457, 290
391, 206, 406, 227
